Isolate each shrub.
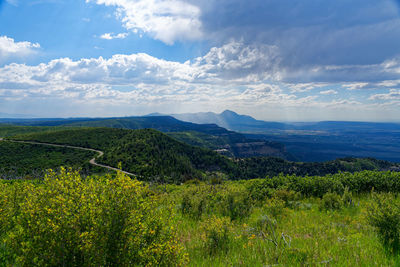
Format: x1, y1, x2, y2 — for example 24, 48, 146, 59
180, 187, 207, 220
180, 184, 252, 221
367, 193, 400, 255
319, 192, 343, 211
263, 198, 287, 219
342, 186, 354, 207
200, 216, 232, 255
2, 168, 187, 266
272, 189, 300, 206
223, 190, 252, 221
245, 179, 274, 202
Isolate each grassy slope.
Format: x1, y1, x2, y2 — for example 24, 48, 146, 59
2, 170, 399, 265
160, 171, 400, 265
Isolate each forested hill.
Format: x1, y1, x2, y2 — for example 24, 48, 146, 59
0, 116, 235, 133
9, 127, 400, 182
10, 128, 237, 182
0, 117, 290, 159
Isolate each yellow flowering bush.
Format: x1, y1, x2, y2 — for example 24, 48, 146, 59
1, 168, 187, 266
200, 216, 232, 255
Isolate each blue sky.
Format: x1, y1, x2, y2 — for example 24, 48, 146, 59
0, 0, 400, 121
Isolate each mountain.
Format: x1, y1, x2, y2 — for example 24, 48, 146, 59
172, 110, 288, 132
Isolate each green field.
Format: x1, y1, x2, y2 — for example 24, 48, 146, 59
1, 169, 400, 266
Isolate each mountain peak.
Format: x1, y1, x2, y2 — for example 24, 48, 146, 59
221, 110, 238, 116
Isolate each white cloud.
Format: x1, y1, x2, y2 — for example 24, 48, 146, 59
342, 83, 369, 90
100, 32, 129, 40
287, 83, 327, 93
0, 41, 399, 120
0, 36, 40, 61
320, 89, 338, 95
87, 0, 203, 44
369, 89, 400, 100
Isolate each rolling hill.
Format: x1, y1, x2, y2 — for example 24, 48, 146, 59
9, 127, 238, 182
7, 127, 400, 181
0, 116, 290, 159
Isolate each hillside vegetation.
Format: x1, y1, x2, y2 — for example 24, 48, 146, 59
0, 117, 290, 159
8, 127, 399, 182
2, 169, 400, 265
0, 142, 96, 179
10, 128, 237, 182
0, 125, 74, 138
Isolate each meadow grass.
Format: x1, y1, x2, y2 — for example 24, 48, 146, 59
2, 170, 400, 266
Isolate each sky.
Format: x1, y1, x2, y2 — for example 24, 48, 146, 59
0, 0, 400, 121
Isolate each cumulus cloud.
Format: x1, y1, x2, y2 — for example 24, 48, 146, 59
0, 41, 280, 87
100, 32, 128, 40
87, 0, 202, 44
0, 36, 40, 62
0, 41, 309, 117
369, 89, 400, 100
86, 0, 400, 86
0, 40, 399, 120
320, 89, 338, 95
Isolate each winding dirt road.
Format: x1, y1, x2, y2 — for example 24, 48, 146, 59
0, 138, 136, 176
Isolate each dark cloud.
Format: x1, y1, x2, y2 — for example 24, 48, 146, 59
185, 0, 400, 84
193, 0, 400, 67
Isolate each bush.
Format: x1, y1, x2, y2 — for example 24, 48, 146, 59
223, 190, 252, 221
263, 198, 287, 219
200, 216, 232, 255
180, 184, 252, 221
1, 168, 187, 266
273, 189, 299, 202
319, 192, 343, 210
342, 186, 353, 207
180, 186, 208, 220
367, 193, 400, 255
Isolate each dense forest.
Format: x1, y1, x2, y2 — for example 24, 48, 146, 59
0, 142, 96, 179
6, 127, 399, 182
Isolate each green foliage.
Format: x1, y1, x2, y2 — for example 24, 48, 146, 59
8, 126, 399, 182
179, 184, 252, 221
342, 186, 354, 206
319, 192, 343, 210
200, 216, 232, 255
367, 193, 400, 255
0, 125, 74, 138
272, 189, 300, 204
0, 168, 187, 266
236, 156, 399, 179
244, 171, 400, 199
2, 170, 400, 265
11, 128, 237, 182
0, 142, 96, 178
262, 198, 287, 219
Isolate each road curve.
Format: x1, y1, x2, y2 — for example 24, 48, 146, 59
0, 138, 136, 177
